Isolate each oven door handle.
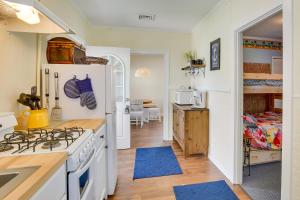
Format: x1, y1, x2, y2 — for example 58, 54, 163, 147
76, 149, 95, 174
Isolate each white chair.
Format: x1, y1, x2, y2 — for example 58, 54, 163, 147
147, 107, 161, 122
130, 100, 144, 128
143, 108, 150, 123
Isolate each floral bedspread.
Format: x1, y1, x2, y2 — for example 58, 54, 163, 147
243, 112, 282, 150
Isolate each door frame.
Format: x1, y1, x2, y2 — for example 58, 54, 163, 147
131, 49, 170, 141
233, 3, 293, 199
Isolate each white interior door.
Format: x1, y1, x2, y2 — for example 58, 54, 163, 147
104, 55, 130, 149
86, 46, 131, 149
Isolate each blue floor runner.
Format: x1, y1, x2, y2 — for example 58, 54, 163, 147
173, 180, 239, 200
133, 146, 183, 179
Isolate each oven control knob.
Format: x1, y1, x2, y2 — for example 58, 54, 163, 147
87, 141, 92, 148
84, 146, 89, 153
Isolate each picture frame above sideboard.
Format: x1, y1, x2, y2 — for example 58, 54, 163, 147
210, 38, 221, 71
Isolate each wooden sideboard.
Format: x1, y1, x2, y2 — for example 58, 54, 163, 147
172, 104, 209, 158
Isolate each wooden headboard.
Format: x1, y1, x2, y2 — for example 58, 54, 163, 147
244, 94, 282, 114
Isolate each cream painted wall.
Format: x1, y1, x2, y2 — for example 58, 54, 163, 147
0, 0, 91, 113
88, 26, 191, 137
191, 0, 282, 182
291, 0, 300, 199
130, 55, 164, 113
0, 28, 37, 112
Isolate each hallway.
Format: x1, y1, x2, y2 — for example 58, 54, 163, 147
109, 121, 251, 199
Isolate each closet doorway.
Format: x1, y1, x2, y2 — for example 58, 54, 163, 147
235, 8, 284, 200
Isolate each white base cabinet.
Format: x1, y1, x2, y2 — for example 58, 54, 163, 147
30, 164, 67, 200
93, 126, 108, 200
94, 146, 107, 200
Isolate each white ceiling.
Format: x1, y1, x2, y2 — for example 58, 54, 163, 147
244, 12, 283, 39
72, 0, 220, 32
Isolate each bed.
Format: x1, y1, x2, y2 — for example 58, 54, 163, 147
243, 112, 282, 166
243, 73, 283, 94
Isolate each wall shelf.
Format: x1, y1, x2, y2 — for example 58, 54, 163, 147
181, 64, 206, 77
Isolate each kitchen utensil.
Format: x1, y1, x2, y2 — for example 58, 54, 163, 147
30, 86, 41, 110
45, 68, 50, 109
51, 72, 62, 120
17, 93, 35, 110
64, 75, 80, 99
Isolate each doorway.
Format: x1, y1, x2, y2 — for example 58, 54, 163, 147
235, 7, 284, 200
130, 51, 169, 148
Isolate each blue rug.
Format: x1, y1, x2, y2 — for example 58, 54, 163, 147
133, 146, 183, 179
173, 180, 239, 200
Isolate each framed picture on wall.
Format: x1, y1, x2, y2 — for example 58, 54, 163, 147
210, 38, 221, 71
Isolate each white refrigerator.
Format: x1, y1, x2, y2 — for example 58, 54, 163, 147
42, 64, 118, 195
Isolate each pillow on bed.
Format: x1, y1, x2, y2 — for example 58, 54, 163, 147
243, 114, 257, 123
242, 114, 258, 128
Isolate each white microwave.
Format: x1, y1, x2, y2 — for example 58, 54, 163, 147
175, 90, 193, 105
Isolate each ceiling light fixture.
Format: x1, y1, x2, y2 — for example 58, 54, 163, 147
135, 67, 151, 78
4, 0, 40, 24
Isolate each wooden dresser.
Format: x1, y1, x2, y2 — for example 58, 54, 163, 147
172, 104, 209, 158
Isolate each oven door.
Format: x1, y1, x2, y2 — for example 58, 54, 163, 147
68, 150, 95, 200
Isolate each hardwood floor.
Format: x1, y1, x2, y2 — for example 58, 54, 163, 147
109, 121, 250, 200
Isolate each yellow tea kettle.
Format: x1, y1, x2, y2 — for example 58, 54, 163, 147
17, 109, 49, 129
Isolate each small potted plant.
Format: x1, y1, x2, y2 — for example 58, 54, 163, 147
184, 51, 197, 66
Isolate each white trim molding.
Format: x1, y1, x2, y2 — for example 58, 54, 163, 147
234, 3, 293, 198
281, 0, 293, 199
233, 4, 294, 198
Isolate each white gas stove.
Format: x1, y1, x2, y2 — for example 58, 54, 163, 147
0, 113, 104, 200
0, 127, 95, 172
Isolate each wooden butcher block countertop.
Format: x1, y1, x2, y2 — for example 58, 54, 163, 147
53, 118, 105, 133
0, 152, 67, 200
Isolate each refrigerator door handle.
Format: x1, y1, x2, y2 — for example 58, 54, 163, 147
125, 105, 130, 114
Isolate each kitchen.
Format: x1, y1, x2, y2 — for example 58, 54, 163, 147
0, 0, 118, 199
2, 0, 297, 200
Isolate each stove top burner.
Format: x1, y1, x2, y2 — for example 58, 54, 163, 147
4, 131, 35, 142
41, 140, 61, 149
0, 127, 85, 154
58, 133, 73, 139
0, 144, 14, 152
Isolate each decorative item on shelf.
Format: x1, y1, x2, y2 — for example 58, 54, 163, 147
47, 37, 86, 64
243, 38, 282, 51
181, 59, 206, 77
184, 50, 197, 66
81, 56, 109, 65
210, 38, 221, 71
